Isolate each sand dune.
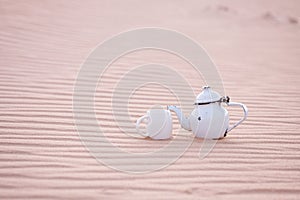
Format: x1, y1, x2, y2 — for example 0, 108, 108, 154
0, 0, 300, 199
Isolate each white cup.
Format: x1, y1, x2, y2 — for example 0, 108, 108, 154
136, 109, 172, 140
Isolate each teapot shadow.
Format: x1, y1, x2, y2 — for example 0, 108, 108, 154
137, 136, 174, 141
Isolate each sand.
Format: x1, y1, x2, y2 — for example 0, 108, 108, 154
0, 0, 300, 199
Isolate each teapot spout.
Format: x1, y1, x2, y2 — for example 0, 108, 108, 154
167, 105, 191, 131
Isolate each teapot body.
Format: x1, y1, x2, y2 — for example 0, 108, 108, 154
189, 103, 229, 139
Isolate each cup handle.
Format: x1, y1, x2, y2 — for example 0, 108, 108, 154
226, 102, 248, 133
136, 115, 150, 137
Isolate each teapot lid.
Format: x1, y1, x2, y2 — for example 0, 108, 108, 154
195, 86, 227, 105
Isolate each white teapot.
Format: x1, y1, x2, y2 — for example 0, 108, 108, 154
167, 86, 248, 139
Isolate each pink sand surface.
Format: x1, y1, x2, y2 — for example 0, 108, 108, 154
0, 0, 300, 199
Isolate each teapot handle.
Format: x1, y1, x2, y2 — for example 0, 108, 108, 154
136, 115, 150, 137
226, 102, 248, 132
